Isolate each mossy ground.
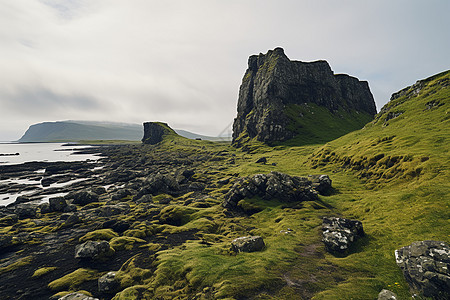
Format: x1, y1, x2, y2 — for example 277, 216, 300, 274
0, 72, 448, 299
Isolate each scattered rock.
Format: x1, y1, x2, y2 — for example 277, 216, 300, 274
395, 240, 450, 299
308, 174, 332, 195
322, 217, 364, 253
223, 172, 318, 209
75, 240, 113, 260
255, 157, 267, 164
58, 292, 99, 300
71, 190, 99, 205
14, 204, 38, 219
0, 234, 13, 251
377, 289, 398, 300
98, 271, 120, 294
98, 203, 130, 217
49, 197, 68, 212
231, 236, 265, 253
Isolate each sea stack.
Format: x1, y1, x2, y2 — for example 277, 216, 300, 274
232, 48, 377, 146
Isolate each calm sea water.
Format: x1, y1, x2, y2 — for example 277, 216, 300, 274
0, 143, 101, 206
0, 142, 100, 165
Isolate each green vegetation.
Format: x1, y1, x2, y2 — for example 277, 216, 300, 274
32, 267, 58, 278
47, 268, 99, 291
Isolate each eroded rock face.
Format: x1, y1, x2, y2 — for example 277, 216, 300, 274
232, 47, 376, 145
231, 236, 265, 253
142, 122, 176, 145
223, 172, 318, 209
395, 240, 450, 299
322, 217, 364, 253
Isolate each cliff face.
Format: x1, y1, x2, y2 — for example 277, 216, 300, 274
142, 122, 176, 144
232, 48, 377, 146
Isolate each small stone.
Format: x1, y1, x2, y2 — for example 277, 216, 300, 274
98, 271, 120, 294
58, 292, 99, 300
75, 240, 113, 260
256, 157, 267, 164
322, 217, 364, 253
378, 289, 397, 300
49, 197, 68, 212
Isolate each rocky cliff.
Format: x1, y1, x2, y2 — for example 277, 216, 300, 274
142, 122, 177, 144
232, 48, 377, 146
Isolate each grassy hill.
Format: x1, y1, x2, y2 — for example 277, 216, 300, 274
135, 71, 449, 299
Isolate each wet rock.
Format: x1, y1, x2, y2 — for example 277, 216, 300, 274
377, 289, 398, 300
395, 240, 450, 299
134, 194, 153, 203
91, 186, 106, 195
98, 271, 120, 294
111, 189, 133, 201
223, 172, 318, 209
49, 197, 68, 212
39, 203, 51, 214
14, 195, 32, 204
58, 292, 99, 300
75, 240, 113, 260
98, 203, 130, 217
71, 190, 99, 205
322, 217, 364, 253
14, 204, 38, 219
63, 213, 81, 227
231, 236, 265, 253
0, 214, 18, 226
0, 234, 13, 251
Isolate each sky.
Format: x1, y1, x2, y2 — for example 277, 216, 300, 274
1, 0, 449, 141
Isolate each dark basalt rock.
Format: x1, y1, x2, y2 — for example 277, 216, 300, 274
98, 271, 120, 294
322, 217, 364, 253
231, 236, 265, 253
75, 240, 113, 260
232, 47, 376, 145
142, 122, 177, 145
223, 172, 319, 209
71, 190, 100, 205
395, 240, 450, 299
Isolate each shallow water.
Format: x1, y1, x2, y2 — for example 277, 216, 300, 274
0, 142, 100, 165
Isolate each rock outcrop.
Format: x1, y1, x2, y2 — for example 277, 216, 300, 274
322, 217, 364, 253
395, 240, 450, 299
232, 48, 376, 146
223, 172, 320, 209
231, 236, 265, 253
142, 122, 177, 145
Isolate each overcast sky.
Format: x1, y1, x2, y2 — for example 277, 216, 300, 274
1, 0, 449, 141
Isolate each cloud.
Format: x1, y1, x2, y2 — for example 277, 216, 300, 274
0, 0, 449, 140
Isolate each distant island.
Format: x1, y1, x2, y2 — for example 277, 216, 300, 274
18, 120, 231, 143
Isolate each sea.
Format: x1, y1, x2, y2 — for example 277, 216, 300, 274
0, 142, 101, 206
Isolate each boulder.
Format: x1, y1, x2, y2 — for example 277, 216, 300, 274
377, 289, 397, 300
58, 292, 99, 300
223, 172, 318, 209
49, 197, 68, 212
0, 234, 13, 251
14, 204, 38, 219
75, 240, 113, 260
231, 236, 265, 253
98, 204, 130, 217
322, 217, 364, 253
71, 190, 99, 205
395, 240, 449, 299
308, 174, 332, 195
98, 271, 120, 294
